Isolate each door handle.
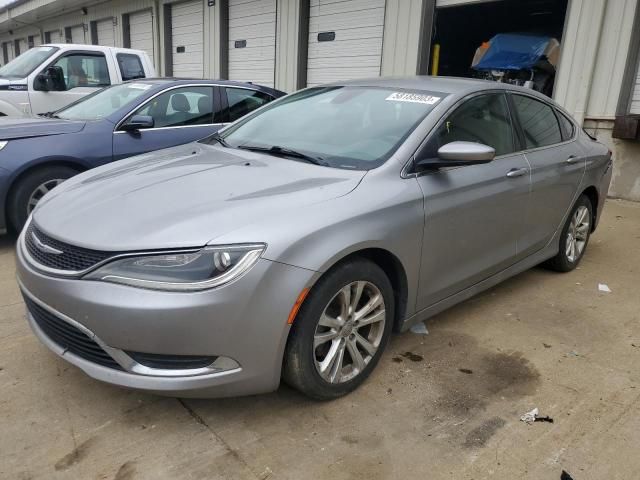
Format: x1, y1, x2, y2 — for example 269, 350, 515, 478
506, 167, 528, 178
566, 155, 581, 164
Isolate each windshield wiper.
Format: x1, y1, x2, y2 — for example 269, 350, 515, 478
207, 133, 230, 147
39, 111, 60, 119
237, 145, 325, 166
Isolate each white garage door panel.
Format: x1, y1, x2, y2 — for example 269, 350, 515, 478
129, 10, 154, 64
18, 39, 28, 55
308, 9, 385, 32
96, 19, 115, 46
171, 0, 204, 78
228, 0, 276, 87
31, 35, 41, 47
70, 25, 85, 43
48, 31, 62, 44
307, 0, 385, 87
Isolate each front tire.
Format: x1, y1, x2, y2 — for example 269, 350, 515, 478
545, 194, 593, 272
283, 258, 394, 400
8, 166, 78, 232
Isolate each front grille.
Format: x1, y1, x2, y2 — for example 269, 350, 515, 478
126, 351, 217, 370
24, 222, 113, 272
24, 296, 123, 371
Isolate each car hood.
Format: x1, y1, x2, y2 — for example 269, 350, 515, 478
0, 116, 86, 140
33, 143, 366, 251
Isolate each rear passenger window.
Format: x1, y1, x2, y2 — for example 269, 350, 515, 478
512, 95, 562, 148
557, 110, 575, 141
117, 54, 145, 81
423, 93, 515, 158
225, 87, 272, 122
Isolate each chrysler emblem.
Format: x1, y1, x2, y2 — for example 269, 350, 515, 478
31, 233, 63, 255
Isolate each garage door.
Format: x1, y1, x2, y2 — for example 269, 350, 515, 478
17, 39, 28, 56
129, 10, 154, 65
4, 42, 15, 62
171, 0, 204, 78
47, 30, 62, 44
228, 0, 276, 87
307, 0, 386, 87
30, 35, 41, 47
69, 25, 86, 43
96, 18, 116, 46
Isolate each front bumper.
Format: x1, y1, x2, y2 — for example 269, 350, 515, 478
16, 234, 316, 398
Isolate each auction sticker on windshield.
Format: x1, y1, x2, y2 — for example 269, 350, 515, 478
386, 92, 440, 105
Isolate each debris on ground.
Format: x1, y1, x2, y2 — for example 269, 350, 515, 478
568, 351, 580, 357
410, 322, 429, 334
543, 343, 552, 348
401, 351, 423, 362
459, 368, 473, 374
520, 408, 555, 424
598, 283, 612, 293
561, 470, 575, 480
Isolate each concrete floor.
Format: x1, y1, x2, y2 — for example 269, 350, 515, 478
1, 199, 639, 480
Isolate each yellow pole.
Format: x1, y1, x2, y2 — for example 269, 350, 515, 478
431, 43, 440, 76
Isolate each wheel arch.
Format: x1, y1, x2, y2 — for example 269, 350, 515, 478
581, 185, 599, 232
313, 247, 410, 333
3, 158, 88, 231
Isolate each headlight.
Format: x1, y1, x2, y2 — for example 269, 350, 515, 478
0, 141, 8, 151
84, 244, 265, 291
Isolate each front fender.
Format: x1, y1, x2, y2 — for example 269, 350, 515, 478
216, 173, 426, 318
0, 99, 28, 117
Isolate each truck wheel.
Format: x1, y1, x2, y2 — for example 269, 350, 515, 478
8, 166, 78, 231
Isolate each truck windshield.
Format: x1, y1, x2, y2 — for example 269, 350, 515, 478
57, 82, 154, 121
0, 46, 59, 79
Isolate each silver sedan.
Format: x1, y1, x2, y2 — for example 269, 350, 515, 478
16, 77, 612, 399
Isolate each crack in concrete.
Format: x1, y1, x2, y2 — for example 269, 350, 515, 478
177, 399, 261, 479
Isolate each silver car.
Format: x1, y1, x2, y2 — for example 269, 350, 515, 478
16, 77, 612, 399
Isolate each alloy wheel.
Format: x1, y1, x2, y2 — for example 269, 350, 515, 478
27, 179, 66, 215
313, 281, 386, 384
566, 205, 590, 263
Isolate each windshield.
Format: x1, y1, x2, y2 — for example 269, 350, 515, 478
207, 86, 445, 170
57, 82, 155, 121
0, 46, 59, 79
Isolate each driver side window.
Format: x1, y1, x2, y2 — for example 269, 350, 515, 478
423, 93, 515, 160
50, 53, 110, 91
130, 86, 215, 128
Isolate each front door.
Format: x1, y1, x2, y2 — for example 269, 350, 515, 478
508, 94, 586, 256
29, 52, 112, 114
113, 85, 223, 160
414, 92, 531, 310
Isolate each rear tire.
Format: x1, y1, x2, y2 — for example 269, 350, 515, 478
283, 258, 394, 400
8, 166, 78, 232
545, 194, 593, 272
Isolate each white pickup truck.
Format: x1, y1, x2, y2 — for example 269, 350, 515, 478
0, 44, 156, 116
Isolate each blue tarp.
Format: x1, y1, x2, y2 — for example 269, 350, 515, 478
472, 33, 552, 71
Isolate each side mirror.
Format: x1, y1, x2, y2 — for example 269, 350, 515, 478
121, 115, 154, 132
416, 141, 496, 170
34, 66, 65, 92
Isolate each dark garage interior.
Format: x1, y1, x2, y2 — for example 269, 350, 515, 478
431, 0, 569, 83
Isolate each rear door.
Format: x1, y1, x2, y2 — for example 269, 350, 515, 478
414, 92, 531, 309
112, 85, 224, 160
509, 93, 585, 256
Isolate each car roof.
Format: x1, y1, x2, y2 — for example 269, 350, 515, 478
331, 75, 553, 101
124, 78, 284, 95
